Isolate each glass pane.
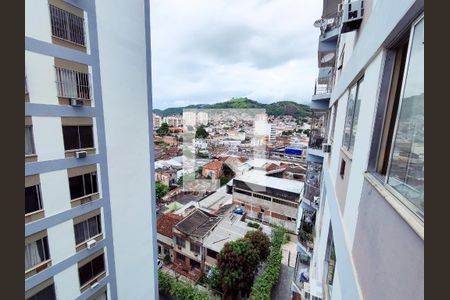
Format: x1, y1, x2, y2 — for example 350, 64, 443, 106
79, 126, 94, 148
349, 81, 363, 152
25, 185, 41, 214
342, 86, 356, 150
74, 222, 86, 244
88, 216, 100, 237
62, 126, 80, 150
92, 172, 98, 193
27, 284, 56, 300
92, 254, 105, 276
387, 17, 424, 216
25, 127, 34, 155
69, 175, 84, 199
79, 263, 93, 286
84, 173, 93, 195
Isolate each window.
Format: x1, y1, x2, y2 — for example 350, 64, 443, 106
55, 67, 91, 99
234, 188, 252, 196
386, 16, 424, 217
176, 237, 186, 248
340, 159, 346, 179
49, 5, 85, 46
329, 103, 338, 143
25, 126, 35, 155
207, 248, 218, 259
63, 125, 94, 150
25, 185, 43, 214
69, 172, 98, 200
27, 284, 56, 300
74, 214, 102, 245
342, 79, 363, 153
176, 253, 186, 263
191, 259, 201, 270
25, 236, 50, 271
78, 253, 105, 286
190, 243, 200, 254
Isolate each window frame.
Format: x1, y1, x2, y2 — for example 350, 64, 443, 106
367, 14, 424, 221
78, 253, 105, 287
342, 78, 363, 153
25, 184, 43, 215
69, 171, 98, 200
62, 125, 94, 151
49, 4, 86, 46
25, 126, 36, 155
25, 236, 51, 271
74, 214, 102, 246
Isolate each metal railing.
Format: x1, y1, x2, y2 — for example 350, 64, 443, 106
55, 66, 91, 100
49, 5, 85, 46
319, 11, 343, 36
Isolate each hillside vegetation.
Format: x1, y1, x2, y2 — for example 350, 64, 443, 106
154, 97, 311, 119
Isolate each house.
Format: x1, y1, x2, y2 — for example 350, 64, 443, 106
155, 167, 178, 187
171, 209, 221, 281
162, 135, 178, 146
202, 160, 223, 179
231, 169, 303, 232
156, 213, 183, 263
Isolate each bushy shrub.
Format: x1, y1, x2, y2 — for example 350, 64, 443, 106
247, 222, 260, 229
249, 226, 287, 300
158, 271, 209, 300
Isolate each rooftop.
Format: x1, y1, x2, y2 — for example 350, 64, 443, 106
203, 213, 254, 253
175, 209, 221, 238
234, 169, 304, 195
203, 160, 223, 170
157, 213, 183, 238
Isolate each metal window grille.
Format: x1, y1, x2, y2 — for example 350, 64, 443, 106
55, 66, 91, 100
49, 5, 85, 46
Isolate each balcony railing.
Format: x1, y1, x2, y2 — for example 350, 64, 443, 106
319, 11, 343, 37
308, 134, 326, 150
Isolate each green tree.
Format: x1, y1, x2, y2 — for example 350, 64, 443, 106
217, 239, 260, 298
244, 230, 271, 262
155, 182, 169, 200
219, 176, 230, 186
207, 267, 221, 292
303, 129, 311, 137
195, 125, 209, 139
157, 122, 170, 136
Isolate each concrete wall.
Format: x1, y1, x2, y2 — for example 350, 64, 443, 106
95, 0, 157, 298
351, 179, 424, 300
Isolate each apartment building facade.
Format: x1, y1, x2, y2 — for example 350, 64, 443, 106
292, 0, 424, 300
25, 0, 157, 299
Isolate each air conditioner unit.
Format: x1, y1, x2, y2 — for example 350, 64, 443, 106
341, 0, 364, 33
75, 150, 87, 158
90, 282, 99, 289
86, 239, 97, 249
70, 98, 84, 107
322, 143, 332, 153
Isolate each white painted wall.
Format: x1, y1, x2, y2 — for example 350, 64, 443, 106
40, 169, 72, 216
343, 52, 384, 246
53, 264, 81, 299
25, 0, 52, 43
33, 117, 65, 161
95, 0, 157, 298
25, 51, 59, 105
47, 220, 76, 264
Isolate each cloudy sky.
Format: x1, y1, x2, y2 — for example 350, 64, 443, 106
150, 0, 323, 109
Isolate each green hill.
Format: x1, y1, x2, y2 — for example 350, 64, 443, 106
154, 97, 311, 118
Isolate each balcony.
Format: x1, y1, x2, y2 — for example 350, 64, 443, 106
297, 209, 316, 256
319, 12, 342, 42
311, 75, 334, 103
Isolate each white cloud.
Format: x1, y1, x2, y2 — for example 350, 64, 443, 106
150, 0, 323, 109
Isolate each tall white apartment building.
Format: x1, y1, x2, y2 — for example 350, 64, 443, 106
153, 113, 162, 129
25, 0, 158, 299
163, 115, 183, 127
292, 0, 424, 300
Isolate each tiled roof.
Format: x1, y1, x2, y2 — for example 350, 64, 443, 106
157, 213, 183, 238
203, 160, 222, 170
175, 209, 220, 238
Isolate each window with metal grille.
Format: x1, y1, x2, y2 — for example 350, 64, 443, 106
49, 4, 85, 46
78, 253, 105, 286
176, 237, 186, 248
74, 214, 102, 245
190, 243, 200, 254
69, 172, 98, 200
55, 67, 91, 100
62, 125, 94, 150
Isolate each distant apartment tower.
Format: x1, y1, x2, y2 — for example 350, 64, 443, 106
292, 1, 424, 300
163, 115, 183, 127
153, 113, 162, 129
25, 1, 157, 299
